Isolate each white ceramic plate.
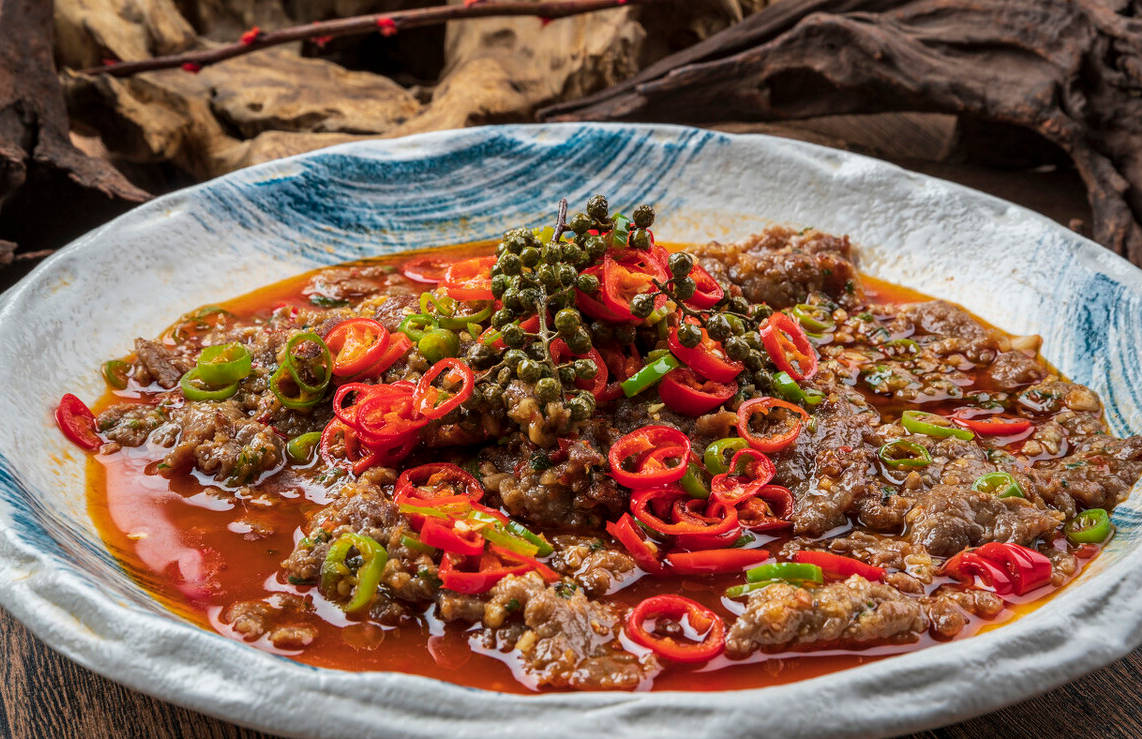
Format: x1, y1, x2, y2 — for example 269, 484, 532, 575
1, 124, 1141, 738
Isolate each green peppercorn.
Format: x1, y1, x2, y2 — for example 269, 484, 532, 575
517, 359, 543, 383
558, 365, 576, 384
614, 324, 637, 345
725, 296, 747, 314
499, 253, 522, 275
518, 287, 541, 308
630, 229, 651, 250
547, 291, 572, 311
568, 396, 591, 421
668, 252, 694, 279
504, 349, 527, 368
501, 323, 526, 348
569, 212, 591, 235
525, 343, 546, 361
502, 288, 522, 311
590, 320, 612, 341
706, 314, 731, 340
574, 359, 598, 380
520, 247, 540, 268
555, 308, 581, 335
496, 367, 513, 385
577, 273, 600, 293
751, 304, 773, 321
541, 242, 562, 264
674, 276, 697, 301
724, 336, 749, 361
491, 274, 510, 299
492, 308, 514, 328
744, 350, 764, 370
562, 244, 586, 267
519, 272, 542, 290
726, 314, 746, 335
630, 293, 655, 320
752, 370, 773, 389
504, 233, 526, 254
677, 323, 703, 348
632, 204, 655, 229
535, 377, 561, 403
584, 235, 606, 260
554, 263, 575, 286
537, 264, 560, 289
586, 194, 608, 222
567, 327, 592, 354
742, 332, 761, 350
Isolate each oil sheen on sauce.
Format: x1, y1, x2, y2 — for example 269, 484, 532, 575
86, 243, 1096, 693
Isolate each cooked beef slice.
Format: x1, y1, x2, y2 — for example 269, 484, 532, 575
152, 400, 284, 484
96, 402, 167, 446
1032, 436, 1142, 513
725, 576, 925, 656
691, 226, 862, 309
549, 536, 637, 596
220, 593, 317, 649
133, 338, 193, 388
904, 484, 1063, 557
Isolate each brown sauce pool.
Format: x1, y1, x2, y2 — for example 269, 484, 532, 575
86, 242, 1097, 693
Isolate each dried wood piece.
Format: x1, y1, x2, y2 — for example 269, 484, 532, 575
0, 0, 149, 257
541, 0, 1142, 263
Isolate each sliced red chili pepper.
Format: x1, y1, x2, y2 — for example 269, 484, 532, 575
420, 517, 485, 556
600, 253, 664, 322
440, 256, 496, 301
631, 486, 739, 541
735, 494, 794, 532
332, 382, 373, 428
606, 513, 666, 574
401, 255, 453, 284
710, 448, 777, 505
947, 542, 1052, 596
356, 331, 412, 378
395, 462, 484, 503
413, 358, 475, 419
55, 394, 101, 451
353, 383, 426, 445
951, 411, 1033, 437
668, 318, 743, 383
325, 318, 390, 377
487, 544, 560, 583
684, 262, 724, 309
625, 594, 726, 663
608, 426, 691, 488
576, 265, 635, 324
438, 551, 531, 594
760, 312, 819, 381
736, 396, 810, 453
793, 550, 886, 582
665, 547, 770, 575
658, 367, 735, 416
549, 338, 608, 400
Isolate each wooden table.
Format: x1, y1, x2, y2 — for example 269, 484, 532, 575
2, 120, 1140, 737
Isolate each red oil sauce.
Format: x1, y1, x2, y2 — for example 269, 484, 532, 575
86, 243, 1098, 693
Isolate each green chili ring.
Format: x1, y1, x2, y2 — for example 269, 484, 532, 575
420, 291, 456, 317
102, 360, 131, 390
773, 371, 824, 408
270, 364, 323, 410
197, 342, 253, 386
398, 313, 438, 343
972, 471, 1024, 499
320, 533, 388, 613
901, 410, 975, 441
401, 533, 437, 555
878, 439, 932, 469
703, 437, 750, 476
179, 368, 239, 402
621, 353, 681, 398
505, 520, 554, 557
746, 562, 823, 584
791, 303, 835, 332
1066, 507, 1113, 545
286, 431, 323, 463
283, 332, 332, 395
438, 302, 493, 330
680, 463, 710, 499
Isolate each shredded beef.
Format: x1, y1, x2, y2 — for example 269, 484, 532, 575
133, 338, 192, 389
905, 485, 1063, 557
152, 401, 284, 484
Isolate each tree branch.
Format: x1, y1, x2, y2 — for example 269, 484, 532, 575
78, 0, 667, 78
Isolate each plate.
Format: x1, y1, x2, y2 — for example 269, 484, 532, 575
1, 123, 1141, 737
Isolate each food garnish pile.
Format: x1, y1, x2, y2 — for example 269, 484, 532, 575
58, 195, 1142, 691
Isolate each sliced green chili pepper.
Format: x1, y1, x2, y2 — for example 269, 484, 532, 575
972, 471, 1024, 499
621, 353, 681, 397
438, 302, 492, 330
401, 533, 437, 555
703, 437, 749, 475
878, 439, 932, 469
420, 291, 456, 317
609, 213, 631, 249
481, 329, 502, 347
680, 463, 710, 499
270, 364, 322, 410
102, 360, 130, 390
505, 519, 554, 557
901, 410, 974, 441
286, 431, 322, 463
725, 581, 779, 598
791, 303, 835, 332
196, 342, 253, 386
179, 367, 238, 401
283, 332, 331, 395
1065, 508, 1112, 545
772, 371, 825, 407
397, 502, 452, 519
881, 338, 919, 357
398, 313, 438, 343
747, 562, 824, 584
468, 511, 540, 556
320, 533, 388, 613
418, 328, 460, 363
